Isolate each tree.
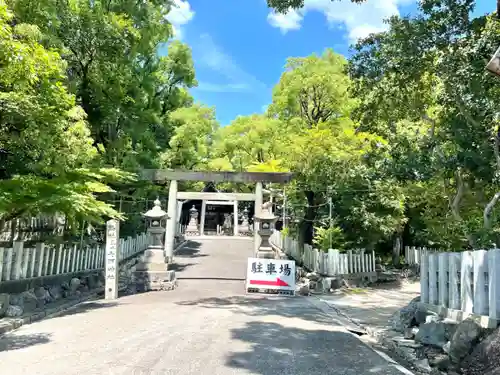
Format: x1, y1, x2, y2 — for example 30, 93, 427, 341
0, 0, 130, 226
267, 0, 365, 13
349, 0, 500, 248
9, 0, 198, 169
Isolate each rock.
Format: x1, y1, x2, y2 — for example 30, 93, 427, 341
448, 318, 483, 364
20, 290, 39, 312
48, 285, 63, 301
9, 293, 23, 307
428, 354, 451, 370
70, 278, 81, 292
330, 278, 345, 290
442, 341, 451, 354
460, 325, 500, 375
306, 272, 320, 281
389, 296, 420, 333
415, 321, 454, 348
5, 304, 23, 317
426, 315, 441, 324
404, 327, 415, 339
296, 283, 310, 296
86, 275, 99, 290
344, 277, 363, 288
34, 287, 53, 304
415, 310, 435, 325
0, 293, 9, 318
78, 284, 89, 293
375, 263, 386, 272
415, 358, 432, 373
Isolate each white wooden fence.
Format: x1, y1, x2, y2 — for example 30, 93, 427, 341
405, 246, 438, 266
0, 233, 149, 283
420, 249, 500, 321
270, 230, 376, 276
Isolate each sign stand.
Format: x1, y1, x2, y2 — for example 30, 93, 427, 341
105, 219, 120, 300
245, 257, 296, 296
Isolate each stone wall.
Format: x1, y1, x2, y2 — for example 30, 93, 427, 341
0, 253, 141, 320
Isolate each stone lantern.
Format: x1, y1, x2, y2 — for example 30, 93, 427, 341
253, 202, 278, 259
185, 205, 199, 236
143, 198, 168, 248
239, 207, 250, 235
135, 198, 177, 292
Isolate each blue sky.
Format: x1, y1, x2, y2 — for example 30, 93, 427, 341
165, 0, 494, 126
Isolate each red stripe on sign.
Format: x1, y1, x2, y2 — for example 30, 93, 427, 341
249, 278, 289, 287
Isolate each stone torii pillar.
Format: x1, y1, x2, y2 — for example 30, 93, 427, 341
233, 200, 239, 236
253, 182, 263, 253
165, 180, 177, 263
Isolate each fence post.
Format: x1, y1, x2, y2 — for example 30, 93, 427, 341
449, 252, 461, 310
347, 250, 353, 273
460, 251, 474, 313
421, 253, 429, 303
488, 249, 500, 320
473, 250, 488, 316
429, 253, 439, 304
49, 245, 57, 275
4, 247, 13, 281
438, 253, 449, 307
12, 241, 24, 280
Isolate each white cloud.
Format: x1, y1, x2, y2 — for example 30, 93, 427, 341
195, 33, 267, 93
267, 0, 415, 42
165, 0, 195, 39
267, 9, 302, 33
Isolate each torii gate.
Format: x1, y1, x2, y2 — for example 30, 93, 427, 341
139, 170, 294, 260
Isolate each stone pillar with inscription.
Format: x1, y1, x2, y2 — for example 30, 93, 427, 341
105, 219, 120, 300
135, 198, 177, 292
185, 205, 199, 236
165, 180, 177, 263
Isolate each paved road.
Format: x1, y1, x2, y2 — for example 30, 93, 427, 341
0, 238, 411, 375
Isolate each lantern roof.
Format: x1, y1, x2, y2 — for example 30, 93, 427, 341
144, 197, 168, 219
254, 210, 277, 221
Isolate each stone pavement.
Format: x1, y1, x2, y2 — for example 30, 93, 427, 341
0, 238, 413, 375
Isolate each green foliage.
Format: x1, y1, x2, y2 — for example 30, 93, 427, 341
266, 0, 365, 13
0, 0, 199, 231
313, 225, 345, 251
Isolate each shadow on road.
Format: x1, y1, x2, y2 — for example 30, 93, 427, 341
169, 262, 197, 272
176, 296, 336, 325
51, 301, 120, 319
226, 321, 405, 375
176, 277, 245, 281
0, 300, 120, 352
0, 333, 51, 353
175, 241, 207, 258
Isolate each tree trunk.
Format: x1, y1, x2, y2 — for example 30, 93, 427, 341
392, 233, 402, 267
